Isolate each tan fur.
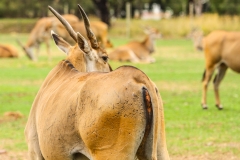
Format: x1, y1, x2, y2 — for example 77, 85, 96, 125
25, 5, 169, 160
0, 44, 18, 58
109, 28, 160, 63
201, 30, 240, 109
25, 61, 169, 160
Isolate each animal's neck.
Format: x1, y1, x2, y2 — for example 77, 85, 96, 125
66, 52, 87, 72
142, 35, 155, 54
62, 60, 77, 71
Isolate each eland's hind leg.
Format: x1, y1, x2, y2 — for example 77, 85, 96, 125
27, 142, 44, 160
25, 128, 44, 160
81, 115, 144, 160
201, 67, 215, 109
213, 63, 228, 110
80, 105, 145, 160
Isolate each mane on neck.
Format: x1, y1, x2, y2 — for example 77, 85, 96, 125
61, 59, 78, 72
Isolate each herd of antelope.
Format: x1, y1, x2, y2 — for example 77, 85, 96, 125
1, 2, 239, 160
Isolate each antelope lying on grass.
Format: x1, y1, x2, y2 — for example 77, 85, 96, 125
18, 14, 79, 61
25, 4, 169, 160
0, 44, 18, 58
201, 30, 240, 110
109, 27, 161, 63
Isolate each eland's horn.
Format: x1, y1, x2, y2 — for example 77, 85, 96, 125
48, 6, 77, 42
77, 4, 99, 49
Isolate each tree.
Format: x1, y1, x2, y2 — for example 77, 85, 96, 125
186, 0, 210, 16
92, 0, 111, 27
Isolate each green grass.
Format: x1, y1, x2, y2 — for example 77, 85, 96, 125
0, 33, 240, 159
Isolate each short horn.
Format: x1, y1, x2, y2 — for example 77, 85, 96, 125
48, 6, 77, 42
77, 4, 99, 49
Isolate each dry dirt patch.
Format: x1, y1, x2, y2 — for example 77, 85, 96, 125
0, 150, 28, 160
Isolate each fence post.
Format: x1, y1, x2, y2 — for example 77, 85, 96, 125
126, 2, 131, 39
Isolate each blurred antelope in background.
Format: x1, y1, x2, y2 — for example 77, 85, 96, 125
201, 30, 240, 110
0, 44, 18, 58
18, 14, 79, 61
25, 4, 169, 160
109, 27, 161, 63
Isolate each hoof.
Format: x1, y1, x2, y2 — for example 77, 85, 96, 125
201, 104, 208, 110
216, 104, 223, 110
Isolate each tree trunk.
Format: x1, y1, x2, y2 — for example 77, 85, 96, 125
92, 0, 111, 27
194, 0, 202, 16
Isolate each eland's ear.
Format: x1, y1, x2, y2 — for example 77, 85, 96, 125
51, 30, 71, 54
77, 32, 91, 54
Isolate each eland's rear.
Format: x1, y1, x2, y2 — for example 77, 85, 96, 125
25, 4, 169, 160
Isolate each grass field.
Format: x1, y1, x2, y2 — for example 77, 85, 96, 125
0, 32, 240, 160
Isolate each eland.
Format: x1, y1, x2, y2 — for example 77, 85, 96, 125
25, 4, 169, 160
201, 30, 240, 109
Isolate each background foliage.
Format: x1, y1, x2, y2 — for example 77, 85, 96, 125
1, 0, 240, 18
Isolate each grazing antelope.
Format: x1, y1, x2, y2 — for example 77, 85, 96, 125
25, 4, 169, 160
0, 44, 18, 58
201, 30, 240, 110
109, 27, 161, 63
18, 14, 79, 61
